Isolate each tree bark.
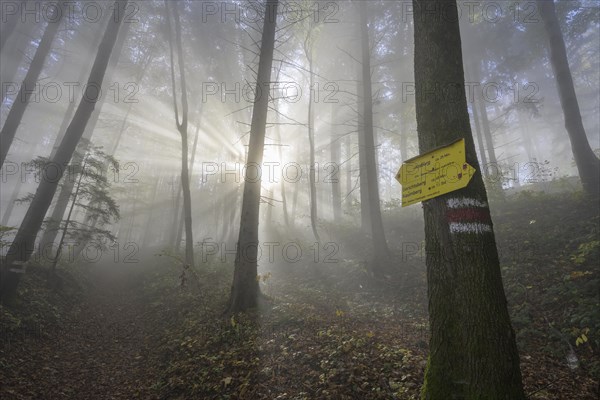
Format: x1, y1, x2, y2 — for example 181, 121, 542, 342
359, 1, 390, 276
356, 69, 370, 232
412, 1, 526, 398
0, 0, 129, 301
0, 4, 63, 167
305, 35, 320, 242
344, 133, 352, 213
537, 0, 600, 196
142, 177, 160, 248
166, 0, 194, 266
227, 0, 279, 313
330, 103, 342, 221
176, 123, 200, 251
276, 115, 289, 227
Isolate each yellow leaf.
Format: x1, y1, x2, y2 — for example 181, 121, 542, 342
366, 331, 375, 338
335, 309, 345, 317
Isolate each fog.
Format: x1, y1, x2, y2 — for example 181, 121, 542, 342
1, 1, 599, 399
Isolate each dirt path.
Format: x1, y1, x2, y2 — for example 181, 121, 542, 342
1, 263, 162, 400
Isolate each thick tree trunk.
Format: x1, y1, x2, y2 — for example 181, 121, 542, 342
227, 0, 278, 313
359, 1, 390, 275
537, 0, 600, 196
412, 1, 525, 398
0, 5, 63, 167
0, 0, 129, 301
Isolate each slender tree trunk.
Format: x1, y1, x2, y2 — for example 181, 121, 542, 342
51, 157, 87, 272
271, 65, 289, 227
356, 69, 370, 231
412, 1, 525, 398
359, 1, 390, 275
305, 42, 320, 242
125, 189, 137, 244
142, 177, 160, 248
227, 0, 279, 313
276, 123, 289, 227
330, 103, 342, 221
291, 169, 299, 228
71, 99, 137, 259
518, 110, 538, 163
179, 130, 193, 264
0, 0, 129, 301
474, 64, 503, 195
177, 122, 200, 250
166, 0, 194, 266
344, 133, 352, 212
0, 5, 63, 167
537, 0, 600, 196
38, 147, 86, 261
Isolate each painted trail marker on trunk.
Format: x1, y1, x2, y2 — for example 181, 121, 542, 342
395, 138, 476, 207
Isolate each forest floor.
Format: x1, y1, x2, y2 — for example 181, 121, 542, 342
1, 190, 598, 399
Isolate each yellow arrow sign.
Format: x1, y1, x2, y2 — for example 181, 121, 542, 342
396, 138, 476, 207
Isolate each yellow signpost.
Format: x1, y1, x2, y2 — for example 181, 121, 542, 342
395, 138, 476, 207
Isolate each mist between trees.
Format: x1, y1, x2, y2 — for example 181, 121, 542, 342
0, 0, 598, 399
